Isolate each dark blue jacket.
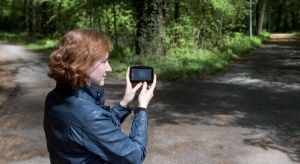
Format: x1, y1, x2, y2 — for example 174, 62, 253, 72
43, 84, 148, 164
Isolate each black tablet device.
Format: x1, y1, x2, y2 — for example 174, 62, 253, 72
130, 66, 154, 83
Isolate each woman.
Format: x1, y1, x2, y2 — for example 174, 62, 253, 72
44, 29, 156, 164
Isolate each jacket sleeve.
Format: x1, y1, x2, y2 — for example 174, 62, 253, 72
110, 102, 131, 124
82, 107, 148, 164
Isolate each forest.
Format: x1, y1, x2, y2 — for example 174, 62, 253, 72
0, 0, 299, 80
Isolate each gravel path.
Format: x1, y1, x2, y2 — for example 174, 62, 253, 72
0, 34, 299, 164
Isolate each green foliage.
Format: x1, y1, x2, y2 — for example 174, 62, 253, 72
161, 47, 226, 80
110, 32, 268, 81
211, 0, 235, 15
221, 33, 251, 55
1, 30, 269, 82
220, 31, 269, 57
0, 0, 281, 81
293, 32, 300, 36
165, 15, 197, 48
267, 0, 300, 32
27, 39, 58, 52
259, 30, 271, 39
0, 32, 58, 54
251, 36, 262, 47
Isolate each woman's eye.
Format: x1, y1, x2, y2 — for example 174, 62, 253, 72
102, 60, 107, 63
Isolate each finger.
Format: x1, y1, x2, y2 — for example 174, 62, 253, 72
125, 67, 132, 88
148, 74, 157, 92
141, 82, 147, 93
132, 82, 143, 92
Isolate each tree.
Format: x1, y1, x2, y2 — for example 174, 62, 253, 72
134, 0, 165, 56
256, 0, 266, 34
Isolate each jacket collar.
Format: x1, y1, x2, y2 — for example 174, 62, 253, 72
82, 85, 105, 105
55, 83, 105, 105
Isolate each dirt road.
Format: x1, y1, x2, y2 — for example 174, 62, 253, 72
0, 34, 299, 164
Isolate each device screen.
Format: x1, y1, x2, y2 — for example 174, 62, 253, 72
131, 68, 152, 82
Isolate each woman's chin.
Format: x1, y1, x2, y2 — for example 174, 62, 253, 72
100, 81, 105, 86
89, 81, 105, 87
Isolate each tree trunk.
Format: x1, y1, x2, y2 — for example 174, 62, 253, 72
174, 0, 180, 45
87, 0, 93, 28
174, 0, 180, 23
219, 12, 224, 35
30, 0, 36, 34
255, 2, 259, 34
105, 9, 111, 33
283, 12, 288, 32
57, 0, 62, 33
24, 0, 30, 32
266, 8, 270, 31
92, 0, 96, 28
291, 11, 296, 30
257, 0, 266, 34
134, 0, 159, 55
134, 0, 144, 55
276, 3, 282, 31
113, 0, 118, 52
157, 0, 165, 55
196, 0, 204, 46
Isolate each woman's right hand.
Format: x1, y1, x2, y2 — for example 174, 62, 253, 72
138, 74, 157, 109
120, 67, 143, 108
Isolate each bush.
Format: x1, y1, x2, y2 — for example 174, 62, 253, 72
293, 32, 300, 36
0, 32, 58, 53
110, 45, 227, 81
259, 30, 271, 38
1, 31, 270, 81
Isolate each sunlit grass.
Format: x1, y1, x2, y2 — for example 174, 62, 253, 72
27, 39, 58, 52
1, 31, 269, 81
110, 32, 269, 81
293, 32, 300, 36
0, 32, 58, 54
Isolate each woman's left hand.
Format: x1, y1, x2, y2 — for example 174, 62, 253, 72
120, 67, 143, 108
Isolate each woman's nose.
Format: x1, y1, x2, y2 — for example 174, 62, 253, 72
106, 62, 112, 72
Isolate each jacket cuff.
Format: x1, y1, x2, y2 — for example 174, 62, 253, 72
134, 107, 147, 114
117, 102, 132, 113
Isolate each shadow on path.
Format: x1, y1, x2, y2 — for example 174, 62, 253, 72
0, 35, 299, 163
141, 35, 300, 162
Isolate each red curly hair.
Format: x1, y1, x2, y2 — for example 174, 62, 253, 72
48, 29, 113, 89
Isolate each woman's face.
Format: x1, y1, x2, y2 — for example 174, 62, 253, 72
88, 53, 112, 87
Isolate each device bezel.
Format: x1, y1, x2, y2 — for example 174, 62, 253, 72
129, 66, 154, 83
